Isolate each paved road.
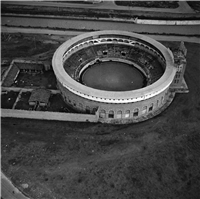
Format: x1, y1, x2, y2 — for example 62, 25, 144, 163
2, 16, 200, 36
1, 173, 30, 199
2, 0, 195, 13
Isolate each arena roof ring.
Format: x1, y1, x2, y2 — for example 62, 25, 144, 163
52, 30, 176, 105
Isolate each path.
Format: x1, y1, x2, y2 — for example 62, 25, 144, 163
1, 173, 30, 199
2, 0, 196, 13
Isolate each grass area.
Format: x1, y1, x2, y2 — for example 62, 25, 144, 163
47, 94, 70, 112
13, 70, 57, 89
1, 91, 19, 109
115, 1, 179, 9
15, 92, 31, 110
187, 1, 200, 12
1, 33, 61, 61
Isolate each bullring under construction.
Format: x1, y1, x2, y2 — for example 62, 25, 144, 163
52, 30, 188, 123
2, 31, 188, 124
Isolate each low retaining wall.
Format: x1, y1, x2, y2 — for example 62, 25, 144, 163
1, 109, 98, 123
136, 19, 200, 25
1, 87, 60, 94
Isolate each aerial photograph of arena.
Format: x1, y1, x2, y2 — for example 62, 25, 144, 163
1, 1, 200, 199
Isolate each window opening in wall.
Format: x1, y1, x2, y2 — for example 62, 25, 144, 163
92, 107, 97, 114
117, 110, 122, 119
79, 103, 83, 109
108, 110, 114, 118
103, 51, 108, 55
161, 96, 164, 104
89, 41, 93, 45
142, 106, 147, 114
133, 108, 139, 117
121, 51, 126, 56
157, 100, 159, 107
86, 106, 90, 113
99, 109, 106, 118
125, 110, 130, 118
101, 39, 106, 42
149, 104, 153, 112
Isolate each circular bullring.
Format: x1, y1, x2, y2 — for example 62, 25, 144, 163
52, 30, 177, 124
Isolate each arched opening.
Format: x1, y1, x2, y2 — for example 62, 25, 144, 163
161, 96, 164, 104
92, 107, 97, 114
125, 110, 130, 118
86, 106, 90, 114
79, 103, 83, 110
149, 103, 153, 112
157, 100, 159, 107
103, 51, 108, 55
121, 51, 126, 56
116, 110, 122, 119
108, 110, 114, 118
142, 106, 147, 115
133, 108, 139, 117
99, 109, 106, 118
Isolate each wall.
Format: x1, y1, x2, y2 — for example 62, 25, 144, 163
57, 79, 170, 122
1, 109, 98, 123
136, 19, 200, 25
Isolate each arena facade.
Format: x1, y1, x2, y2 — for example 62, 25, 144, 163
52, 30, 188, 124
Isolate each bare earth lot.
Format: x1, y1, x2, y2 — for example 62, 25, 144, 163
115, 1, 179, 9
1, 33, 200, 199
187, 1, 200, 12
13, 70, 57, 90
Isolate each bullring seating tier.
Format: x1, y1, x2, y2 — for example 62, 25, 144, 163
63, 42, 165, 86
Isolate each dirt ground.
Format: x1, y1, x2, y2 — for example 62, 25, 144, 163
187, 1, 200, 12
115, 1, 179, 9
1, 33, 200, 199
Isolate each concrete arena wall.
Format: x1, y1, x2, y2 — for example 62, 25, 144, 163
53, 31, 176, 104
57, 80, 170, 123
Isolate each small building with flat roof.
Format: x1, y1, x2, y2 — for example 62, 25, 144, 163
29, 88, 51, 107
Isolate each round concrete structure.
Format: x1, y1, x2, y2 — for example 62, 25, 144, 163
52, 30, 177, 123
